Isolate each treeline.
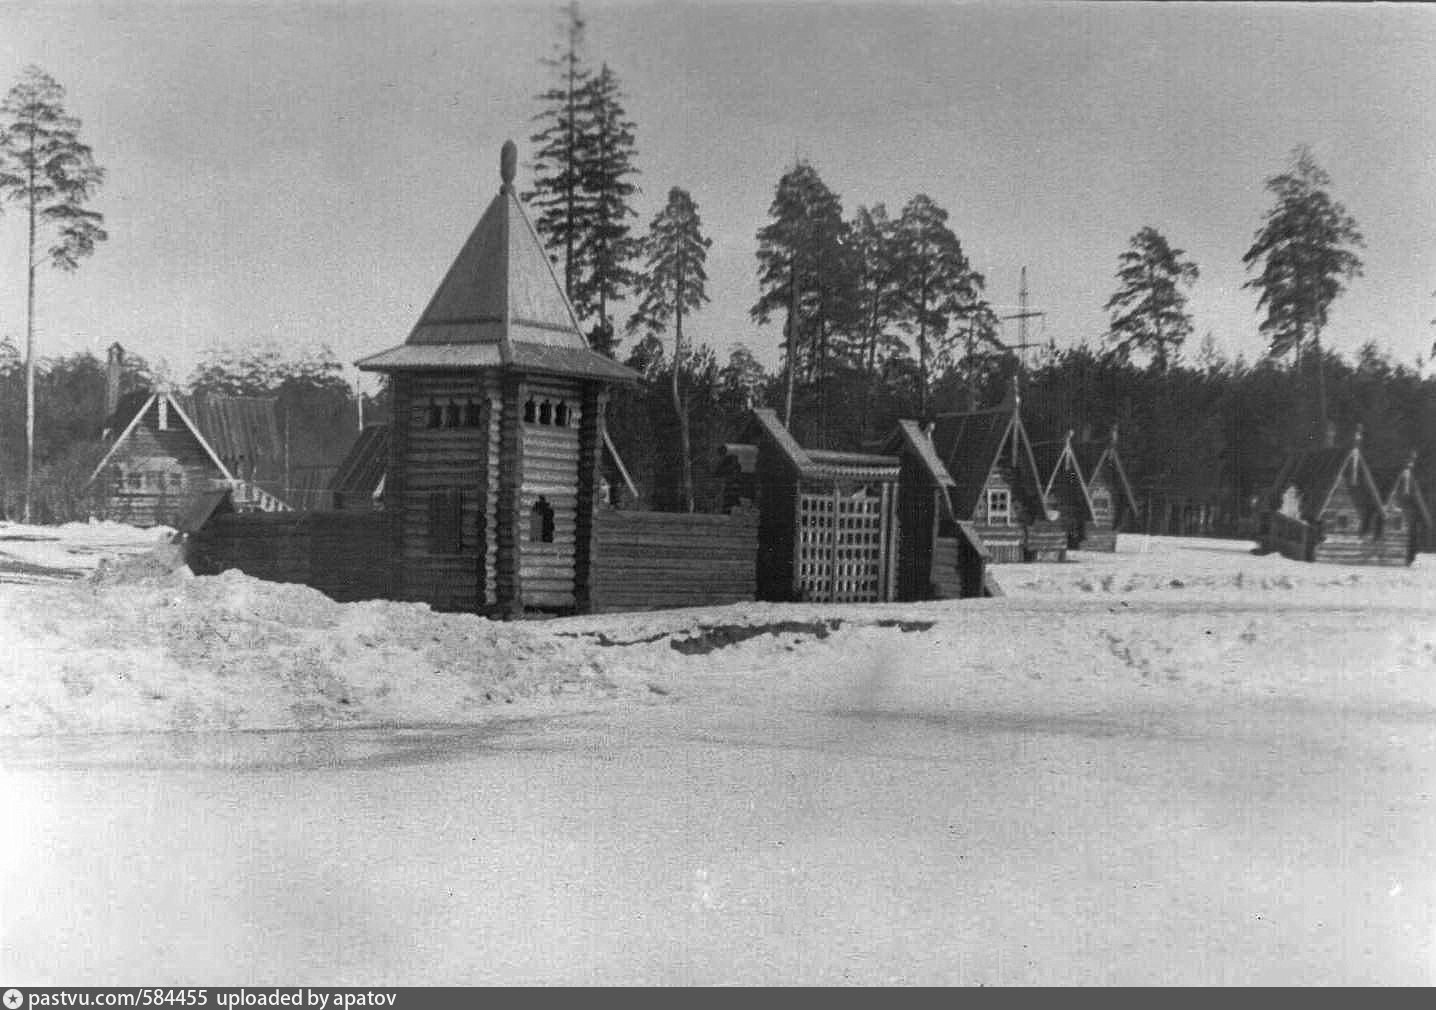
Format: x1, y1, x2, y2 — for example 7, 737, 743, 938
607, 336, 1436, 534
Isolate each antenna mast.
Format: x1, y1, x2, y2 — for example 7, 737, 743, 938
1002, 266, 1046, 372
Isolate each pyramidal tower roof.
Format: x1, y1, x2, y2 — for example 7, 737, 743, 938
357, 140, 636, 383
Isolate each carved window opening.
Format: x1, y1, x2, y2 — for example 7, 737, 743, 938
530, 496, 555, 543
424, 400, 442, 429
464, 399, 483, 427
555, 402, 569, 427
523, 398, 537, 423
986, 487, 1012, 526
444, 400, 461, 428
538, 400, 553, 425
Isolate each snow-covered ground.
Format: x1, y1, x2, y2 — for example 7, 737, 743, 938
1, 527, 1433, 983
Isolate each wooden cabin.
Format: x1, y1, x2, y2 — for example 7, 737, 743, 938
1260, 427, 1407, 566
1377, 454, 1433, 563
1071, 426, 1140, 551
87, 390, 291, 527
724, 410, 981, 602
354, 140, 638, 616
1033, 431, 1094, 550
929, 387, 1067, 563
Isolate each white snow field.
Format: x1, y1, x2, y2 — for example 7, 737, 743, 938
1, 528, 1433, 984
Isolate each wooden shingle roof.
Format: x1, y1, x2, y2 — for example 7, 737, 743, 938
357, 140, 638, 385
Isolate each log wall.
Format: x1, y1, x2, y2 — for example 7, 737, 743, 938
519, 376, 583, 611
590, 508, 758, 613
389, 372, 491, 612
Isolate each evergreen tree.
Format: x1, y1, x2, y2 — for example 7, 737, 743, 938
1242, 145, 1364, 441
1104, 226, 1200, 372
572, 63, 640, 352
891, 194, 983, 416
751, 161, 852, 435
526, 1, 590, 305
627, 187, 711, 512
718, 343, 768, 414
0, 66, 107, 521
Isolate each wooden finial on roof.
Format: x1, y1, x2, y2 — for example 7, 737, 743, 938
1354, 422, 1364, 447
500, 139, 517, 193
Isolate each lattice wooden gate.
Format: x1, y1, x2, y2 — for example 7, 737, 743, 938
796, 483, 897, 603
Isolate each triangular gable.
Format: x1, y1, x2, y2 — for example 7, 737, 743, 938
884, 419, 957, 521
746, 408, 815, 478
1038, 431, 1097, 522
1383, 457, 1433, 527
86, 392, 236, 489
1086, 439, 1140, 520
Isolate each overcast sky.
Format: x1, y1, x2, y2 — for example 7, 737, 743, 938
2, 1, 1434, 394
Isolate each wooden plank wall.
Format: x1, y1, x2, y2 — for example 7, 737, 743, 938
1024, 520, 1068, 562
590, 508, 758, 613
930, 536, 962, 599
186, 511, 393, 602
896, 455, 937, 601
1079, 527, 1118, 552
971, 524, 1024, 563
1313, 530, 1408, 566
520, 377, 582, 610
755, 452, 799, 602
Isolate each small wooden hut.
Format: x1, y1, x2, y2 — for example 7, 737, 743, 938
88, 389, 291, 527
727, 409, 977, 602
1260, 427, 1407, 566
1378, 454, 1433, 563
1071, 426, 1140, 551
354, 140, 638, 616
929, 386, 1067, 562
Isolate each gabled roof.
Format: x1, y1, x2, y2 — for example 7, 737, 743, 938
1073, 427, 1140, 518
1033, 430, 1096, 522
929, 392, 1046, 519
1378, 456, 1433, 527
356, 140, 638, 385
745, 409, 901, 483
1267, 433, 1386, 523
86, 390, 235, 488
176, 394, 283, 470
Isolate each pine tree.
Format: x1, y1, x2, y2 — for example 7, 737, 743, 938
848, 204, 904, 439
1104, 226, 1200, 372
1242, 145, 1364, 441
628, 187, 711, 511
572, 63, 640, 353
0, 66, 107, 522
526, 2, 590, 306
751, 161, 851, 433
891, 194, 982, 416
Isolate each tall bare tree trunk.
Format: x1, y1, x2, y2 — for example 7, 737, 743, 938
1313, 327, 1328, 446
672, 256, 693, 513
23, 157, 37, 524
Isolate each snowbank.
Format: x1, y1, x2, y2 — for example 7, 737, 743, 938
1, 531, 1433, 736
